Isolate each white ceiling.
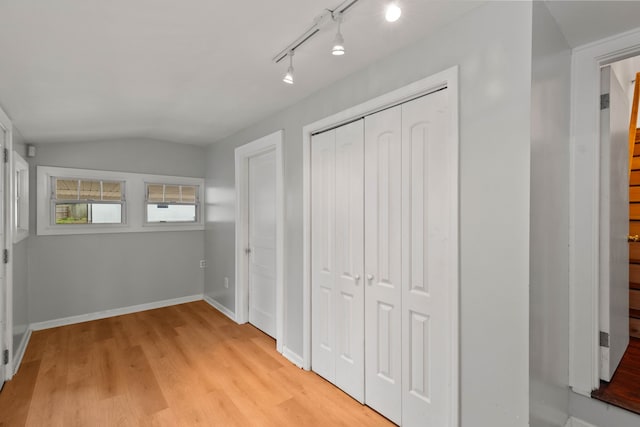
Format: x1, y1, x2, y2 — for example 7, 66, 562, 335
3, 1, 640, 146
545, 1, 640, 48
0, 0, 483, 145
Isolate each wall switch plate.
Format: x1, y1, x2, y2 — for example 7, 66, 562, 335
199, 260, 206, 268
224, 277, 229, 288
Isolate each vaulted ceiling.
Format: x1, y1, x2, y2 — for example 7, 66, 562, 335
2, 1, 640, 146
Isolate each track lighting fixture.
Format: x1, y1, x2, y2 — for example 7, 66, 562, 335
385, 2, 402, 22
332, 14, 345, 56
283, 51, 294, 84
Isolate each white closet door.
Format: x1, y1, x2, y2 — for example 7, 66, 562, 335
311, 130, 337, 382
248, 149, 277, 337
401, 89, 454, 426
334, 120, 365, 402
364, 105, 403, 424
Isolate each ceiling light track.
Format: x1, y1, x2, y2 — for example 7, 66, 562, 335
272, 0, 360, 64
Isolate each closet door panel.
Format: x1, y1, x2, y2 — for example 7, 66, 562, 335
364, 105, 403, 424
311, 130, 336, 382
334, 120, 365, 402
401, 89, 453, 426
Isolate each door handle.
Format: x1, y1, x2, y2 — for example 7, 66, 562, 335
367, 274, 374, 284
354, 274, 360, 284
245, 247, 252, 254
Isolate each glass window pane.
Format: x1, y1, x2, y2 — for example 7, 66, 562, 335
56, 179, 78, 200
181, 185, 197, 203
79, 180, 101, 200
102, 181, 122, 201
164, 185, 181, 202
147, 184, 164, 202
147, 204, 196, 223
55, 203, 88, 224
91, 204, 122, 223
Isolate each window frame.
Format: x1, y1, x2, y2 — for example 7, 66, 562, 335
13, 151, 29, 243
144, 182, 200, 225
37, 166, 204, 236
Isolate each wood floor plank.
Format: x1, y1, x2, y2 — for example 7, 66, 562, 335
0, 301, 393, 426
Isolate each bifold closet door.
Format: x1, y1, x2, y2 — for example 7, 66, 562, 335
364, 105, 403, 425
311, 120, 365, 402
401, 88, 453, 426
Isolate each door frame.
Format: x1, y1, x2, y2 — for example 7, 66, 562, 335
570, 27, 640, 395
0, 104, 14, 381
302, 66, 459, 421
235, 130, 284, 352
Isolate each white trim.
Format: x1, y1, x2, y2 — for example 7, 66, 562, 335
565, 417, 599, 427
569, 26, 640, 395
282, 346, 304, 368
203, 294, 237, 322
302, 66, 460, 423
0, 105, 14, 382
30, 294, 203, 330
12, 151, 29, 243
36, 166, 205, 236
12, 328, 31, 377
234, 130, 285, 352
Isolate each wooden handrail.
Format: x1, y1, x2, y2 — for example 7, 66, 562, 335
629, 72, 640, 177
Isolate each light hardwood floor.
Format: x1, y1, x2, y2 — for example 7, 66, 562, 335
0, 301, 393, 426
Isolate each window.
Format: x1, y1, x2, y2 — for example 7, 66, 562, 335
13, 151, 29, 242
52, 178, 125, 224
146, 183, 199, 223
37, 166, 205, 235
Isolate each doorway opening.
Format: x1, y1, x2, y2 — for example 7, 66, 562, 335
234, 131, 284, 354
591, 54, 640, 414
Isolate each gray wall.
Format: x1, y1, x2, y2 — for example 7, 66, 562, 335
205, 2, 532, 425
28, 139, 206, 323
529, 2, 571, 426
12, 129, 29, 356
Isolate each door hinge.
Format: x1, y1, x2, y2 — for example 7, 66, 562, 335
600, 331, 609, 348
3, 349, 8, 365
600, 93, 610, 110
3, 148, 8, 163
3, 249, 8, 264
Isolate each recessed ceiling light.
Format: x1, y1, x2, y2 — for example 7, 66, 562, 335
385, 2, 402, 22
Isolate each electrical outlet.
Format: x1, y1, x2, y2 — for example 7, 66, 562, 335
199, 260, 206, 268
224, 277, 229, 288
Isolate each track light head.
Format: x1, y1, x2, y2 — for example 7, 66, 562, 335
332, 31, 345, 56
331, 13, 345, 56
385, 2, 402, 22
283, 52, 294, 84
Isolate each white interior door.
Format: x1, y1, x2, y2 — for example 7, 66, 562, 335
364, 105, 403, 424
599, 65, 630, 381
0, 128, 5, 386
248, 149, 277, 338
311, 129, 337, 382
334, 120, 365, 402
401, 89, 454, 425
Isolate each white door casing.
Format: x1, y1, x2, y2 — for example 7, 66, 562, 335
364, 105, 403, 424
248, 149, 277, 338
598, 65, 629, 381
0, 125, 4, 385
0, 102, 13, 383
401, 89, 454, 425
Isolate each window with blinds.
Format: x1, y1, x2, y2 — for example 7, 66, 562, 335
52, 178, 125, 224
145, 183, 199, 223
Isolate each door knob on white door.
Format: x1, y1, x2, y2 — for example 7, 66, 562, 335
367, 274, 374, 283
354, 274, 361, 283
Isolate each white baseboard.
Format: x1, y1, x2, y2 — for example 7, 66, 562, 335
11, 328, 32, 378
30, 294, 204, 331
282, 345, 304, 368
566, 417, 599, 427
203, 295, 236, 322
